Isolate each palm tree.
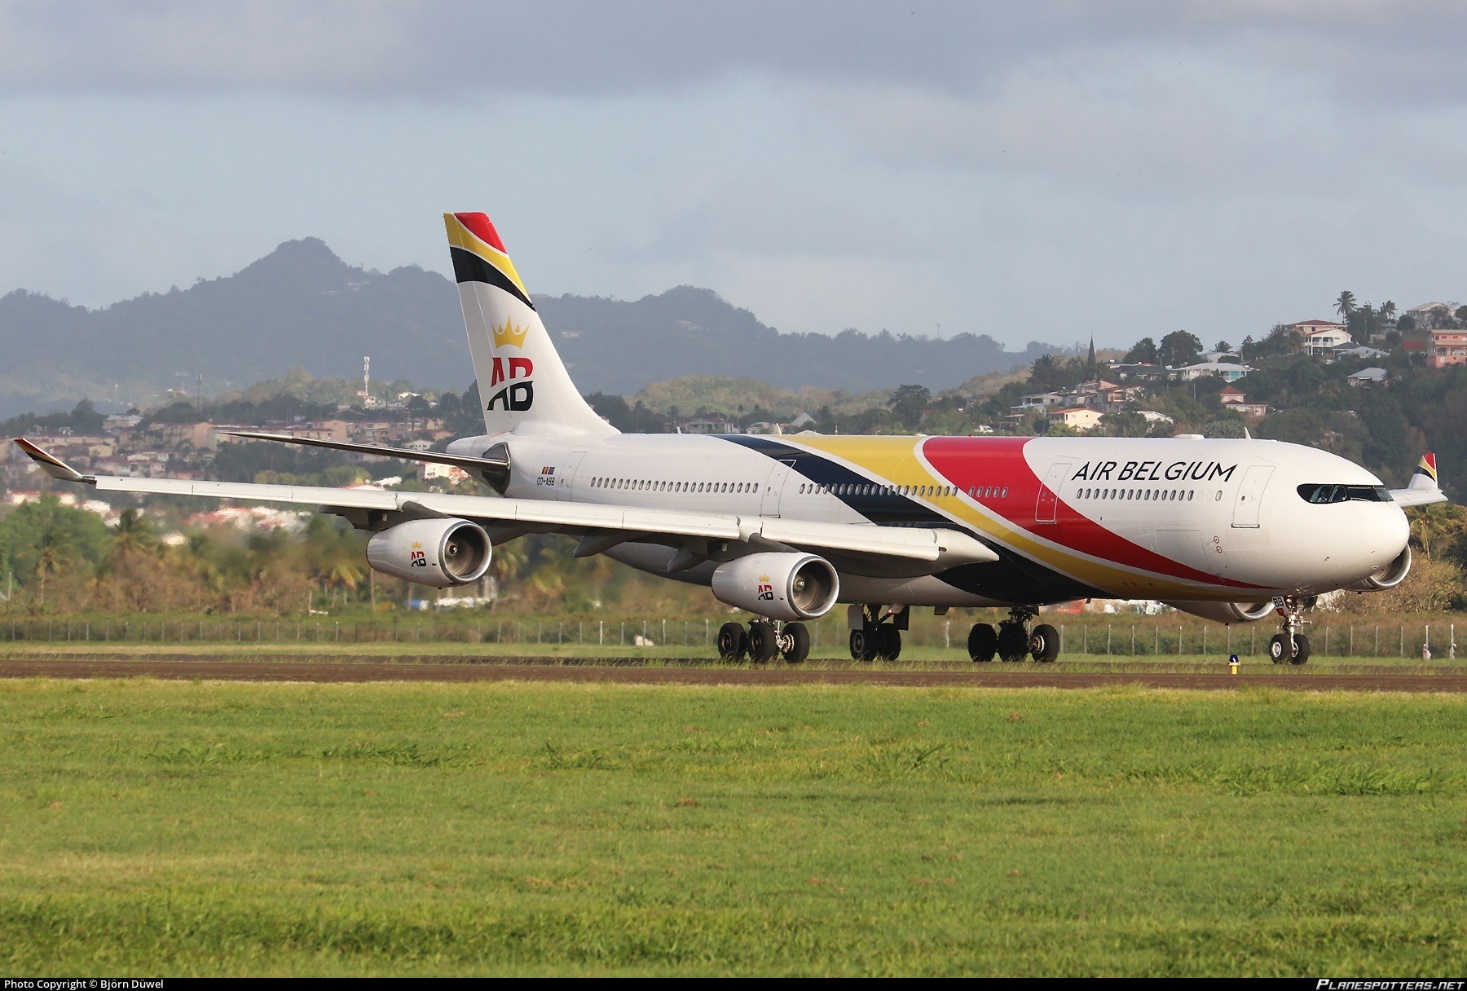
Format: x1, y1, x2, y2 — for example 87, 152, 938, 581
1380, 300, 1397, 322
1335, 290, 1357, 322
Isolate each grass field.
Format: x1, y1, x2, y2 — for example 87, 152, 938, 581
1, 678, 1464, 976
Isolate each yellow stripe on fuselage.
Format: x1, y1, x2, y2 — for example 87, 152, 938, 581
783, 435, 1228, 598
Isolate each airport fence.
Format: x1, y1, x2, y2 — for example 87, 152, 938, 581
1, 613, 1463, 659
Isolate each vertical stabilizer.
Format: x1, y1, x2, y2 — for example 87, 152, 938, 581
444, 212, 616, 437
1409, 452, 1439, 492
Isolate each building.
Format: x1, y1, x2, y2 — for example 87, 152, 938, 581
1047, 408, 1104, 432
1217, 385, 1269, 417
1348, 367, 1389, 387
1172, 361, 1253, 383
1427, 330, 1467, 368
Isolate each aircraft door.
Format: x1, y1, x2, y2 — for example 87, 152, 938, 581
761, 460, 793, 517
1231, 465, 1274, 528
1035, 461, 1072, 525
557, 450, 587, 502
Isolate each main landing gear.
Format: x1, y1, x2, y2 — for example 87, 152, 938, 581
848, 604, 905, 661
1267, 594, 1312, 665
717, 619, 810, 663
966, 607, 1059, 663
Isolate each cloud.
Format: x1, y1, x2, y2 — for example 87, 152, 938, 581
7, 0, 1466, 109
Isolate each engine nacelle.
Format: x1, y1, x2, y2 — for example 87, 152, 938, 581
710, 552, 840, 622
1344, 545, 1412, 591
1162, 599, 1275, 624
366, 518, 492, 588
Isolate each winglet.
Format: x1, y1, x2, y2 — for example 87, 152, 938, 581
11, 438, 93, 483
1391, 452, 1447, 507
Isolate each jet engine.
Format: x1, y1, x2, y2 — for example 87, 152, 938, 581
1162, 599, 1275, 624
366, 518, 492, 588
1344, 545, 1412, 592
710, 552, 840, 622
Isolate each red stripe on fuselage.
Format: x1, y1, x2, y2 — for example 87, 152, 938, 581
920, 436, 1257, 589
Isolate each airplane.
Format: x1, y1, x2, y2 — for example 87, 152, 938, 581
13, 211, 1448, 666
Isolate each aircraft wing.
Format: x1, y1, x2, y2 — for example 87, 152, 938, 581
13, 439, 997, 568
1391, 488, 1448, 508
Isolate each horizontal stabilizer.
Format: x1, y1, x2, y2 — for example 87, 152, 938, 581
11, 438, 92, 483
220, 431, 509, 473
1391, 452, 1448, 507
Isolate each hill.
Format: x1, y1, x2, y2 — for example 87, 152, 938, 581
0, 240, 1058, 418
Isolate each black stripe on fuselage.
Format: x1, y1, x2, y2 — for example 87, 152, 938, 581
719, 435, 947, 525
450, 247, 536, 311
720, 434, 1103, 605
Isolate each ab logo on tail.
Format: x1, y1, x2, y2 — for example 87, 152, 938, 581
487, 319, 534, 412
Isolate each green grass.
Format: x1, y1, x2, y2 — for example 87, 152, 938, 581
1, 679, 1465, 975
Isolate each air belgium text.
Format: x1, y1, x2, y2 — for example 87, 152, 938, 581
1070, 460, 1237, 483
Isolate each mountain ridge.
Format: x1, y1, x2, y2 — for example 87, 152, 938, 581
0, 238, 1061, 417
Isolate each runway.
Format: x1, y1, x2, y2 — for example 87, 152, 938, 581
3, 653, 1466, 692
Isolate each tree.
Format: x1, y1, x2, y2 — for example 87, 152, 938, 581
1214, 340, 1233, 354
887, 384, 931, 429
1124, 337, 1158, 364
1335, 290, 1357, 323
1158, 330, 1203, 368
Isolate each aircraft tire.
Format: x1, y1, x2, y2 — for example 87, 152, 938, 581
717, 622, 748, 661
877, 624, 902, 661
1291, 634, 1311, 665
1030, 623, 1060, 663
748, 622, 778, 663
967, 623, 997, 663
782, 623, 810, 663
997, 623, 1028, 662
1268, 634, 1289, 664
849, 628, 878, 662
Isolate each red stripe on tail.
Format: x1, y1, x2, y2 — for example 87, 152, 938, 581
454, 212, 507, 253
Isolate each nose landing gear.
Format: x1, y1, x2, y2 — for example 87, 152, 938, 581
1268, 595, 1312, 665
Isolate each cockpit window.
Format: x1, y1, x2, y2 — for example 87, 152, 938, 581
1296, 483, 1391, 504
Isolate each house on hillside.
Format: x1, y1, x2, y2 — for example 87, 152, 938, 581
1172, 361, 1253, 383
1408, 302, 1456, 331
1218, 385, 1268, 417
1286, 320, 1352, 355
1427, 330, 1467, 368
1047, 408, 1103, 432
1348, 367, 1389, 387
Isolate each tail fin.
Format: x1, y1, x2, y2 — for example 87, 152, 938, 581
1391, 452, 1448, 507
444, 212, 616, 437
1409, 452, 1439, 491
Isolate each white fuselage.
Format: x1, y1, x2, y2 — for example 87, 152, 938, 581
448, 431, 1411, 609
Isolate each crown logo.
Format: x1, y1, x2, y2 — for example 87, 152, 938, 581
411, 541, 423, 550
492, 319, 529, 350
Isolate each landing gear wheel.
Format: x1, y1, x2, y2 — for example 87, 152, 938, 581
1030, 623, 1060, 663
877, 624, 902, 661
967, 623, 997, 663
1268, 634, 1289, 664
997, 623, 1029, 662
849, 628, 878, 662
747, 622, 778, 663
1291, 634, 1311, 665
717, 622, 748, 661
781, 623, 810, 663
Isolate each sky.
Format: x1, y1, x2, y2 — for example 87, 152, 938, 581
3, 0, 1467, 353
